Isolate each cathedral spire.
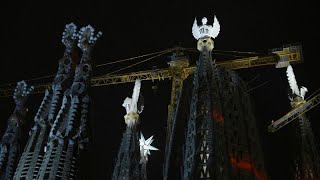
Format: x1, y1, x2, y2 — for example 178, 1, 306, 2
112, 79, 144, 180
13, 22, 78, 180
36, 24, 102, 180
0, 81, 33, 180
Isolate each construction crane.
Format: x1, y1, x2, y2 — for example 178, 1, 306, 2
0, 44, 304, 153
0, 43, 305, 179
0, 44, 304, 140
0, 45, 303, 98
0, 44, 303, 142
268, 91, 320, 133
267, 62, 320, 179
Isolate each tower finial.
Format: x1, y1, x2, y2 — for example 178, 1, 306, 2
192, 13, 220, 40
122, 79, 142, 127
201, 17, 208, 25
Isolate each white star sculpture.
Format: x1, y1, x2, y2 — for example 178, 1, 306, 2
139, 133, 159, 162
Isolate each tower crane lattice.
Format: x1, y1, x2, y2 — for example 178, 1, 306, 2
267, 63, 320, 179
0, 45, 303, 98
0, 43, 303, 179
268, 91, 320, 133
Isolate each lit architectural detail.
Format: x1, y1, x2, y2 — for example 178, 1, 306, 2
192, 14, 220, 40
112, 79, 144, 180
284, 65, 320, 179
122, 79, 143, 127
0, 81, 33, 179
139, 133, 158, 180
36, 24, 101, 180
181, 13, 268, 180
192, 14, 220, 52
139, 133, 158, 162
13, 22, 78, 180
286, 64, 308, 100
13, 23, 102, 180
77, 25, 102, 51
0, 11, 314, 180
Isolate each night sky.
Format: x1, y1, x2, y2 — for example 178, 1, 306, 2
1, 1, 320, 179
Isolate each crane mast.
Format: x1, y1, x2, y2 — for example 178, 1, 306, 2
166, 50, 190, 143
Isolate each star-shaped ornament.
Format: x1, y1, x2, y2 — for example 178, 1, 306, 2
139, 133, 159, 161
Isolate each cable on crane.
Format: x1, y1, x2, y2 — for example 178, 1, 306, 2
95, 48, 174, 67
0, 74, 54, 88
0, 49, 174, 88
246, 74, 261, 85
246, 81, 269, 93
185, 48, 259, 55
185, 48, 248, 58
0, 47, 259, 88
106, 49, 174, 76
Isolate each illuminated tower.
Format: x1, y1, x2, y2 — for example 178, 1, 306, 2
292, 112, 320, 180
182, 14, 268, 179
0, 81, 33, 180
183, 15, 228, 179
112, 80, 144, 180
13, 23, 78, 180
286, 65, 320, 179
35, 25, 102, 180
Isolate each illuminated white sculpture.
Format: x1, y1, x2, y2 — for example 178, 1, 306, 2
286, 64, 308, 100
122, 79, 143, 127
139, 133, 159, 162
192, 14, 220, 40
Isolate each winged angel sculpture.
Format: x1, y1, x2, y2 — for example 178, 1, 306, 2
192, 14, 220, 40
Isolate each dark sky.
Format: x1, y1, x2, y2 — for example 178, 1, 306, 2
1, 1, 320, 179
